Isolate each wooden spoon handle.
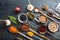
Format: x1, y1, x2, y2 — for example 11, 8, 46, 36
38, 11, 59, 24
34, 35, 42, 40
47, 31, 60, 39
18, 32, 33, 40
53, 15, 60, 20
29, 28, 50, 40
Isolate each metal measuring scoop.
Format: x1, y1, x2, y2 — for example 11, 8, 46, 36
27, 12, 39, 22
27, 0, 34, 11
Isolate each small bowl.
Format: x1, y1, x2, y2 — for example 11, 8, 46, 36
18, 13, 28, 23
38, 25, 47, 34
48, 22, 59, 32
38, 15, 48, 23
20, 23, 30, 31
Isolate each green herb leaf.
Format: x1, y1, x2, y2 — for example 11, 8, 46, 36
8, 16, 16, 20
8, 16, 17, 24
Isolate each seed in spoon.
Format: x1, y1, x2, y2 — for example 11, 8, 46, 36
27, 4, 34, 11
27, 31, 43, 40
34, 7, 40, 12
27, 31, 34, 37
42, 5, 48, 11
21, 24, 29, 31
9, 26, 18, 33
9, 26, 33, 40
27, 12, 34, 19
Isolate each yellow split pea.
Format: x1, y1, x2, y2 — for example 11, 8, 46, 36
27, 31, 34, 37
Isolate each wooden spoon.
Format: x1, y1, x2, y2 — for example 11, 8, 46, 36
34, 7, 59, 24
21, 24, 50, 40
29, 28, 50, 40
47, 11, 60, 20
8, 26, 33, 40
27, 31, 42, 40
42, 5, 49, 11
42, 5, 60, 20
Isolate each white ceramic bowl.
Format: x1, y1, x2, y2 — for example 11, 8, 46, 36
48, 22, 59, 32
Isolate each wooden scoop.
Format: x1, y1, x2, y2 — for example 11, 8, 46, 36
29, 28, 50, 40
42, 5, 60, 19
42, 5, 48, 11
47, 12, 60, 20
34, 7, 59, 24
21, 24, 50, 40
9, 26, 33, 40
27, 31, 42, 40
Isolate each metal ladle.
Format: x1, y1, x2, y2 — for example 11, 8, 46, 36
27, 12, 39, 23
27, 0, 34, 11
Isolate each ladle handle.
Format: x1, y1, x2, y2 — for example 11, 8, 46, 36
47, 31, 60, 39
29, 28, 50, 40
28, 0, 31, 4
18, 32, 33, 40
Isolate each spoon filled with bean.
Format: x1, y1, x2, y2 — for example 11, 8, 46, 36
8, 26, 33, 40
27, 0, 34, 11
42, 5, 60, 20
27, 31, 43, 40
20, 23, 50, 40
27, 12, 39, 22
34, 7, 59, 24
